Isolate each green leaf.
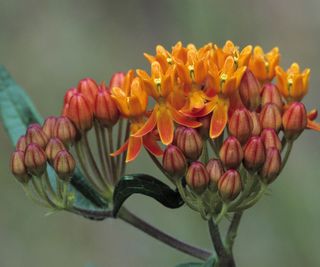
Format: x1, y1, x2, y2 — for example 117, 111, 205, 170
113, 174, 184, 216
0, 65, 109, 217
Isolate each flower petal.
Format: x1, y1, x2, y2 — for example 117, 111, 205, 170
157, 106, 174, 145
209, 99, 229, 138
132, 107, 157, 137
170, 106, 202, 128
307, 119, 320, 132
143, 134, 163, 156
126, 136, 143, 162
111, 140, 129, 157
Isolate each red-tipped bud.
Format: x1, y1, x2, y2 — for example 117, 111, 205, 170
24, 143, 47, 176
162, 145, 187, 179
16, 135, 27, 151
308, 109, 318, 121
186, 162, 210, 194
63, 87, 77, 105
228, 108, 253, 144
45, 138, 66, 163
239, 70, 261, 111
26, 124, 49, 149
77, 78, 99, 106
243, 136, 266, 171
260, 147, 281, 184
260, 128, 282, 150
218, 169, 242, 201
53, 116, 77, 146
173, 126, 186, 145
250, 111, 261, 136
53, 150, 75, 182
282, 102, 307, 140
42, 116, 57, 138
176, 127, 203, 160
261, 83, 283, 109
109, 72, 126, 89
206, 159, 224, 188
10, 150, 30, 183
197, 115, 211, 139
94, 86, 120, 127
219, 137, 243, 169
65, 92, 93, 131
260, 103, 282, 132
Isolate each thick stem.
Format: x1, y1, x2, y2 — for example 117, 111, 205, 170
118, 208, 211, 261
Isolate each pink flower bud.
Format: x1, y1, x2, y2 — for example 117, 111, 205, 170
63, 87, 77, 105
26, 124, 49, 149
10, 150, 30, 183
243, 136, 266, 171
173, 126, 186, 145
186, 162, 210, 194
260, 128, 282, 150
206, 159, 224, 187
282, 102, 307, 140
218, 169, 242, 201
45, 138, 66, 163
228, 108, 253, 144
24, 143, 47, 176
219, 137, 243, 169
77, 78, 99, 106
53, 150, 76, 182
260, 103, 282, 132
261, 83, 283, 109
250, 111, 261, 136
53, 116, 77, 146
260, 147, 281, 184
109, 72, 125, 88
239, 70, 261, 111
16, 135, 27, 151
176, 127, 203, 160
162, 145, 187, 179
42, 116, 57, 139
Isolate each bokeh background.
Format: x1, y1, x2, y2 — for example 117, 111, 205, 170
1, 0, 320, 266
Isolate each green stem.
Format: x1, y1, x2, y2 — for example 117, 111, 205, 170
280, 141, 293, 172
225, 212, 243, 251
107, 127, 117, 183
147, 150, 174, 184
236, 183, 267, 211
120, 121, 130, 177
100, 125, 113, 180
116, 118, 124, 171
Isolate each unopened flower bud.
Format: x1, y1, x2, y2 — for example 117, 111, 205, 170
42, 116, 57, 138
260, 128, 282, 150
10, 150, 30, 183
260, 147, 281, 184
261, 83, 283, 108
197, 115, 211, 139
177, 127, 203, 160
218, 169, 242, 201
186, 161, 209, 194
63, 87, 77, 105
24, 143, 47, 176
162, 145, 187, 179
228, 108, 253, 144
260, 103, 282, 132
53, 150, 75, 181
282, 102, 307, 140
77, 78, 99, 106
243, 136, 266, 171
250, 112, 261, 135
53, 116, 77, 146
109, 72, 125, 88
173, 126, 186, 145
16, 135, 27, 151
206, 159, 224, 188
219, 137, 243, 169
94, 85, 120, 127
65, 92, 93, 132
26, 124, 49, 149
239, 70, 261, 111
45, 138, 66, 163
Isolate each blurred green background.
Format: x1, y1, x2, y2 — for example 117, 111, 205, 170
1, 0, 320, 266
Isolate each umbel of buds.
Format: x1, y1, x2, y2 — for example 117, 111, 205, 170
219, 137, 243, 169
162, 145, 187, 179
176, 127, 203, 160
261, 83, 283, 108
186, 162, 209, 194
228, 108, 253, 144
53, 116, 77, 146
260, 128, 282, 150
206, 159, 224, 189
26, 124, 49, 149
260, 147, 281, 184
10, 151, 30, 184
239, 69, 261, 111
45, 138, 66, 163
260, 103, 282, 132
77, 77, 99, 106
42, 116, 57, 138
53, 150, 76, 182
218, 169, 242, 201
24, 143, 47, 176
243, 136, 266, 171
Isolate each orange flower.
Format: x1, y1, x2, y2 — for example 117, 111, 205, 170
134, 61, 201, 145
275, 63, 310, 102
249, 46, 280, 82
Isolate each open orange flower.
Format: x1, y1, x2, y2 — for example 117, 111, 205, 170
249, 46, 280, 82
275, 63, 310, 102
111, 70, 162, 162
133, 61, 201, 145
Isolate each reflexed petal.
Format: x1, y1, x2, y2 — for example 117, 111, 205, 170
182, 98, 217, 118
210, 99, 229, 138
143, 134, 163, 156
307, 119, 320, 131
170, 106, 202, 128
111, 140, 129, 157
144, 53, 156, 64
132, 107, 157, 137
157, 106, 174, 145
126, 136, 143, 162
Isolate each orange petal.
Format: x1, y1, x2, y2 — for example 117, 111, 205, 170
126, 136, 143, 162
209, 100, 229, 139
182, 99, 217, 118
111, 140, 129, 157
132, 107, 157, 138
157, 106, 174, 145
170, 106, 202, 128
143, 134, 163, 157
307, 119, 320, 131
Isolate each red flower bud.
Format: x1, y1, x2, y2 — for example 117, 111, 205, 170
53, 150, 76, 181
109, 72, 125, 89
10, 150, 30, 183
77, 78, 99, 106
16, 135, 27, 151
228, 108, 253, 144
94, 85, 120, 127
26, 124, 49, 149
24, 143, 47, 176
219, 137, 243, 169
260, 103, 282, 132
206, 159, 224, 187
45, 138, 66, 163
65, 92, 93, 132
63, 87, 77, 105
282, 102, 307, 140
53, 116, 77, 146
239, 70, 261, 111
186, 161, 210, 194
218, 169, 242, 201
260, 147, 281, 184
162, 145, 187, 179
42, 116, 57, 139
243, 136, 266, 171
176, 127, 203, 160
260, 128, 282, 150
261, 83, 283, 109
250, 111, 261, 136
